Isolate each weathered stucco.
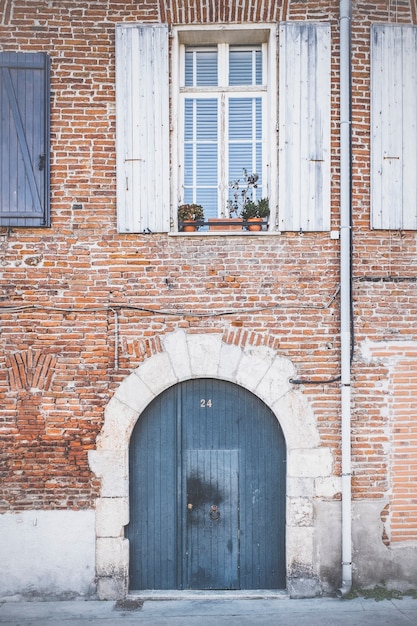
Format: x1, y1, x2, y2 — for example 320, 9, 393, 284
0, 510, 95, 600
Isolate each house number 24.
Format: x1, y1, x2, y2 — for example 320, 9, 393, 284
200, 399, 213, 408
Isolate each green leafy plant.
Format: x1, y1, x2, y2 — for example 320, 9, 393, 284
178, 203, 204, 222
241, 198, 270, 220
256, 197, 270, 217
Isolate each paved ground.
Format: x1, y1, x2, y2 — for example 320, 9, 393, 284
1, 596, 417, 626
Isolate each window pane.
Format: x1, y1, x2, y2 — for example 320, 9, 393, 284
184, 144, 194, 183
196, 100, 218, 139
196, 188, 218, 221
229, 47, 262, 85
185, 99, 217, 140
196, 144, 217, 185
229, 147, 253, 178
185, 48, 217, 86
229, 98, 260, 139
256, 144, 263, 190
256, 50, 262, 84
256, 98, 262, 139
184, 98, 218, 211
228, 96, 263, 205
184, 100, 194, 140
229, 99, 262, 141
229, 98, 262, 168
229, 148, 258, 200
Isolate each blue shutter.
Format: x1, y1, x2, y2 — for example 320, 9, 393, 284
0, 52, 50, 227
116, 24, 170, 233
371, 25, 417, 230
279, 23, 331, 231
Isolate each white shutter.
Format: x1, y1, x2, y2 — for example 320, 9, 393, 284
278, 22, 331, 231
371, 24, 417, 230
116, 24, 170, 233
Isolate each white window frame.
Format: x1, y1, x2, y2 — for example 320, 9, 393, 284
171, 25, 278, 232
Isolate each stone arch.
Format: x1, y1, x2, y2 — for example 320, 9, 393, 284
89, 330, 336, 599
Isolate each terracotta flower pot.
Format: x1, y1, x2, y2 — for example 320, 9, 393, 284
182, 221, 197, 232
246, 217, 263, 231
208, 218, 243, 231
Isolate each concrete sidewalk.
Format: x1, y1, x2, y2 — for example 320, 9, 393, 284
1, 596, 417, 626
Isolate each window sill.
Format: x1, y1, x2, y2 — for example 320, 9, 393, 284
175, 219, 273, 235
169, 230, 281, 236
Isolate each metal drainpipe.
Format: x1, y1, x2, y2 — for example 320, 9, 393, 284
337, 0, 353, 599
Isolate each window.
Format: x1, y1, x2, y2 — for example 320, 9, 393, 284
172, 26, 277, 230
179, 43, 268, 219
115, 23, 330, 234
0, 52, 50, 227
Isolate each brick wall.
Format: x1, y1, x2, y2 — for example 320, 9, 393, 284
356, 337, 417, 543
349, 0, 417, 544
0, 0, 416, 553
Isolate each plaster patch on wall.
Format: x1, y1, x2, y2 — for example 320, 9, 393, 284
360, 338, 417, 364
0, 510, 95, 600
352, 499, 417, 589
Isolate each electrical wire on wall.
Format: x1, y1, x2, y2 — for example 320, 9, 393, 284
1, 286, 341, 376
0, 286, 340, 317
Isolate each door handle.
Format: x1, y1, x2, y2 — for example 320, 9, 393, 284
209, 505, 220, 520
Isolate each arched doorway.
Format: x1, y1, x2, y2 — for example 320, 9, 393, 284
90, 330, 333, 599
127, 378, 286, 590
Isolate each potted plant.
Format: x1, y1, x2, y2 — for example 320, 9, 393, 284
241, 197, 270, 230
209, 170, 259, 231
178, 204, 204, 231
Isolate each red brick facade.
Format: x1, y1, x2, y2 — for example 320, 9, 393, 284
1, 0, 417, 587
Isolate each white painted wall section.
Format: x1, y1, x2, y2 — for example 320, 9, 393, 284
0, 510, 95, 599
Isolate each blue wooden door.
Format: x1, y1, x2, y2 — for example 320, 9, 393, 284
127, 379, 286, 590
185, 449, 239, 589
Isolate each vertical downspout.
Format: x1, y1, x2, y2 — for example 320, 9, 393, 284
337, 0, 353, 598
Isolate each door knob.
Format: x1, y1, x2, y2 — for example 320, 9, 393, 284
209, 505, 220, 520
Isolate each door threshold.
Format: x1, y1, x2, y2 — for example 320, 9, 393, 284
128, 589, 289, 601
